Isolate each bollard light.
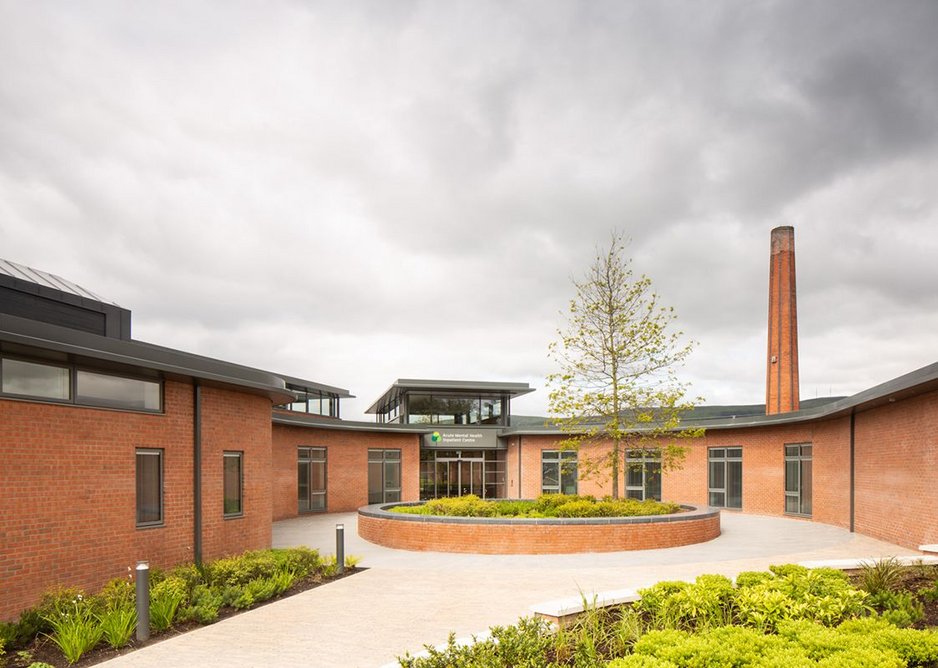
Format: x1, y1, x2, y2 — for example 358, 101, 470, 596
336, 523, 345, 575
135, 561, 150, 642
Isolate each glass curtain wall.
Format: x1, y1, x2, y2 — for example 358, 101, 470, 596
406, 394, 504, 425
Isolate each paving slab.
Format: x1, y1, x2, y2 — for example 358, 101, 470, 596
102, 512, 922, 668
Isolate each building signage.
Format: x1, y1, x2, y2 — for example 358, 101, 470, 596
422, 427, 500, 449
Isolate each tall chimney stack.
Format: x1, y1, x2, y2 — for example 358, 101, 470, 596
766, 226, 800, 414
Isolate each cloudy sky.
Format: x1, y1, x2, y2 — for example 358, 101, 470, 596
2, 1, 937, 419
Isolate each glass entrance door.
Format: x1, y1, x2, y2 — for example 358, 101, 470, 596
434, 454, 483, 497
420, 449, 506, 499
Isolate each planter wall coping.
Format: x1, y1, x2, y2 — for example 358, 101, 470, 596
358, 501, 718, 526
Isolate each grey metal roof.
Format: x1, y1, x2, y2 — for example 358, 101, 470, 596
502, 361, 938, 435
0, 313, 294, 402
272, 410, 431, 434
365, 378, 535, 414
0, 258, 117, 305
276, 373, 354, 399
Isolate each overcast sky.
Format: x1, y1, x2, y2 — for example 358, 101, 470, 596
2, 1, 937, 420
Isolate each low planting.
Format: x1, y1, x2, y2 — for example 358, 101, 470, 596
390, 494, 682, 519
0, 547, 359, 667
399, 561, 938, 667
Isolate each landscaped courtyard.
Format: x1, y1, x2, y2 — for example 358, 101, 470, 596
72, 512, 927, 667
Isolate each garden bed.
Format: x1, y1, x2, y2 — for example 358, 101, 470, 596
398, 560, 938, 667
359, 497, 719, 554
0, 547, 360, 668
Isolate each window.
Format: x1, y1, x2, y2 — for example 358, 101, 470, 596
625, 449, 662, 500
1, 357, 70, 400
368, 449, 401, 504
709, 447, 742, 509
785, 444, 813, 516
542, 450, 578, 495
405, 393, 507, 426
76, 370, 161, 411
136, 449, 163, 527
298, 447, 326, 513
223, 452, 243, 517
0, 354, 162, 412
280, 389, 339, 417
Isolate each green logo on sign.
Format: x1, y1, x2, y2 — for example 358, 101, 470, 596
431, 431, 441, 443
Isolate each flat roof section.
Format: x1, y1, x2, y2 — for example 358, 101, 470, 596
365, 378, 535, 414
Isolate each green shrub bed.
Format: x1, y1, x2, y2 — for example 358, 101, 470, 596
399, 562, 938, 667
0, 547, 359, 667
389, 494, 682, 519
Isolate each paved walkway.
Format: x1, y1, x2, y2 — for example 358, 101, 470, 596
103, 512, 922, 668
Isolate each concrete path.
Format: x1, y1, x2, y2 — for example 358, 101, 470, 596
103, 513, 922, 668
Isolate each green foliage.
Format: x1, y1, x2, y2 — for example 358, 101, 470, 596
398, 617, 555, 668
99, 576, 136, 610
178, 584, 224, 624
636, 575, 735, 632
859, 557, 906, 597
733, 565, 869, 631
42, 593, 103, 665
344, 554, 362, 569
546, 231, 700, 497
96, 604, 136, 649
391, 494, 680, 518
149, 576, 187, 632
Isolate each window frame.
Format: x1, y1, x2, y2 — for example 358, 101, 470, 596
784, 443, 813, 516
135, 448, 164, 528
368, 449, 402, 504
298, 446, 327, 513
541, 450, 578, 495
0, 353, 163, 414
223, 451, 244, 518
625, 449, 662, 501
708, 447, 743, 509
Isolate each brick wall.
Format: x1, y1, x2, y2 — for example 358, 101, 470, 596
512, 422, 852, 531
0, 382, 274, 621
271, 423, 421, 518
358, 511, 721, 554
853, 389, 938, 548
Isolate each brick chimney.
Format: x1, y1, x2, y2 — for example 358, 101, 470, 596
766, 226, 800, 414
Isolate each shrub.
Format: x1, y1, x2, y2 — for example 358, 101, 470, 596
43, 594, 103, 665
178, 584, 224, 624
97, 604, 136, 649
391, 494, 680, 519
149, 577, 187, 632
859, 557, 906, 597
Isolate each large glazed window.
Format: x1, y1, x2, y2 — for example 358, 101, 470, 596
784, 443, 812, 515
223, 452, 243, 517
76, 370, 161, 411
368, 449, 401, 504
1, 358, 70, 400
708, 447, 742, 509
625, 449, 662, 501
405, 393, 507, 426
298, 447, 326, 513
419, 449, 505, 499
542, 450, 578, 495
136, 449, 163, 527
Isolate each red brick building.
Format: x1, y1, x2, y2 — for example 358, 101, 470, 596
3, 226, 938, 621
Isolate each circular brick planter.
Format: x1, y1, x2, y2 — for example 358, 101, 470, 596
357, 502, 721, 554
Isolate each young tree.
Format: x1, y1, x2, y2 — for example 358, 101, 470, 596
547, 231, 701, 498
